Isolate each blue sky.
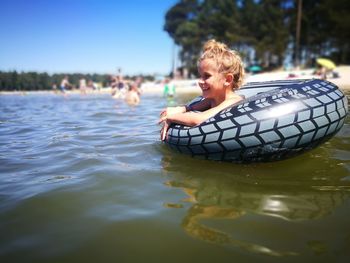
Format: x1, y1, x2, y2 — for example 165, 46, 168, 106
0, 0, 177, 75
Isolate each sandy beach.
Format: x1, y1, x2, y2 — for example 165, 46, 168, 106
244, 65, 350, 90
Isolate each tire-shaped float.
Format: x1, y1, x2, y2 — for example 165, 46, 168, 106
164, 79, 348, 163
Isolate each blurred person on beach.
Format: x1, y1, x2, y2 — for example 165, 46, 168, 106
52, 83, 58, 93
87, 79, 96, 90
110, 75, 117, 88
125, 82, 140, 106
320, 66, 328, 80
111, 69, 126, 98
111, 75, 126, 98
116, 68, 125, 91
135, 76, 143, 87
60, 76, 72, 93
163, 78, 176, 98
135, 76, 144, 93
314, 66, 332, 80
159, 39, 245, 141
111, 75, 123, 90
79, 78, 87, 94
110, 75, 118, 97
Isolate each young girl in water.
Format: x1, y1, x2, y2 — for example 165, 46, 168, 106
159, 39, 245, 141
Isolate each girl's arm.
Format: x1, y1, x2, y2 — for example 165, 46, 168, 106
159, 98, 211, 141
160, 97, 242, 140
166, 99, 236, 126
159, 98, 212, 121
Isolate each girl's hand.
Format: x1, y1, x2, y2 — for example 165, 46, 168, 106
160, 120, 170, 141
159, 106, 186, 141
159, 106, 186, 123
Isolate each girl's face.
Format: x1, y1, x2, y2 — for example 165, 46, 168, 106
198, 59, 226, 100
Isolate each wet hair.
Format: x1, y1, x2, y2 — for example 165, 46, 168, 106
199, 39, 245, 89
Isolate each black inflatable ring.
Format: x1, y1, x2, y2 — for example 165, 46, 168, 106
164, 79, 348, 163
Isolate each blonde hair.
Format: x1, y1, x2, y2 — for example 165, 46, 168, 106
199, 39, 245, 89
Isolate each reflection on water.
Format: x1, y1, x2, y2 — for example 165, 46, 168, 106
161, 110, 350, 257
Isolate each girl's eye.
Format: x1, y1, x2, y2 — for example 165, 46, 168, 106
202, 73, 211, 80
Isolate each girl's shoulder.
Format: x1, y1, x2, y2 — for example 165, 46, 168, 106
231, 94, 244, 102
226, 94, 242, 102
218, 95, 242, 108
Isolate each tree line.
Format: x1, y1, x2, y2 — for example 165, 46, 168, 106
0, 71, 154, 92
164, 0, 350, 75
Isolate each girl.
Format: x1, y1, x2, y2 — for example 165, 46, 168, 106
159, 39, 245, 141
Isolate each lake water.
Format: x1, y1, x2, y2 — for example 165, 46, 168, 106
0, 91, 349, 263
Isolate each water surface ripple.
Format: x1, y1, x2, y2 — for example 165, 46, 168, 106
0, 92, 349, 263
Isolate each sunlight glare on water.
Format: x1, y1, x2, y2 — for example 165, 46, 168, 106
0, 92, 349, 263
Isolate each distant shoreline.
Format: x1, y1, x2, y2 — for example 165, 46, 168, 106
1, 66, 350, 95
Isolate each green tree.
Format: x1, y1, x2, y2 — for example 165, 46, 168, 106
257, 0, 290, 67
164, 0, 201, 74
324, 0, 350, 63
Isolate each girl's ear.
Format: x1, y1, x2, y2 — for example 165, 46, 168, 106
224, 73, 234, 86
